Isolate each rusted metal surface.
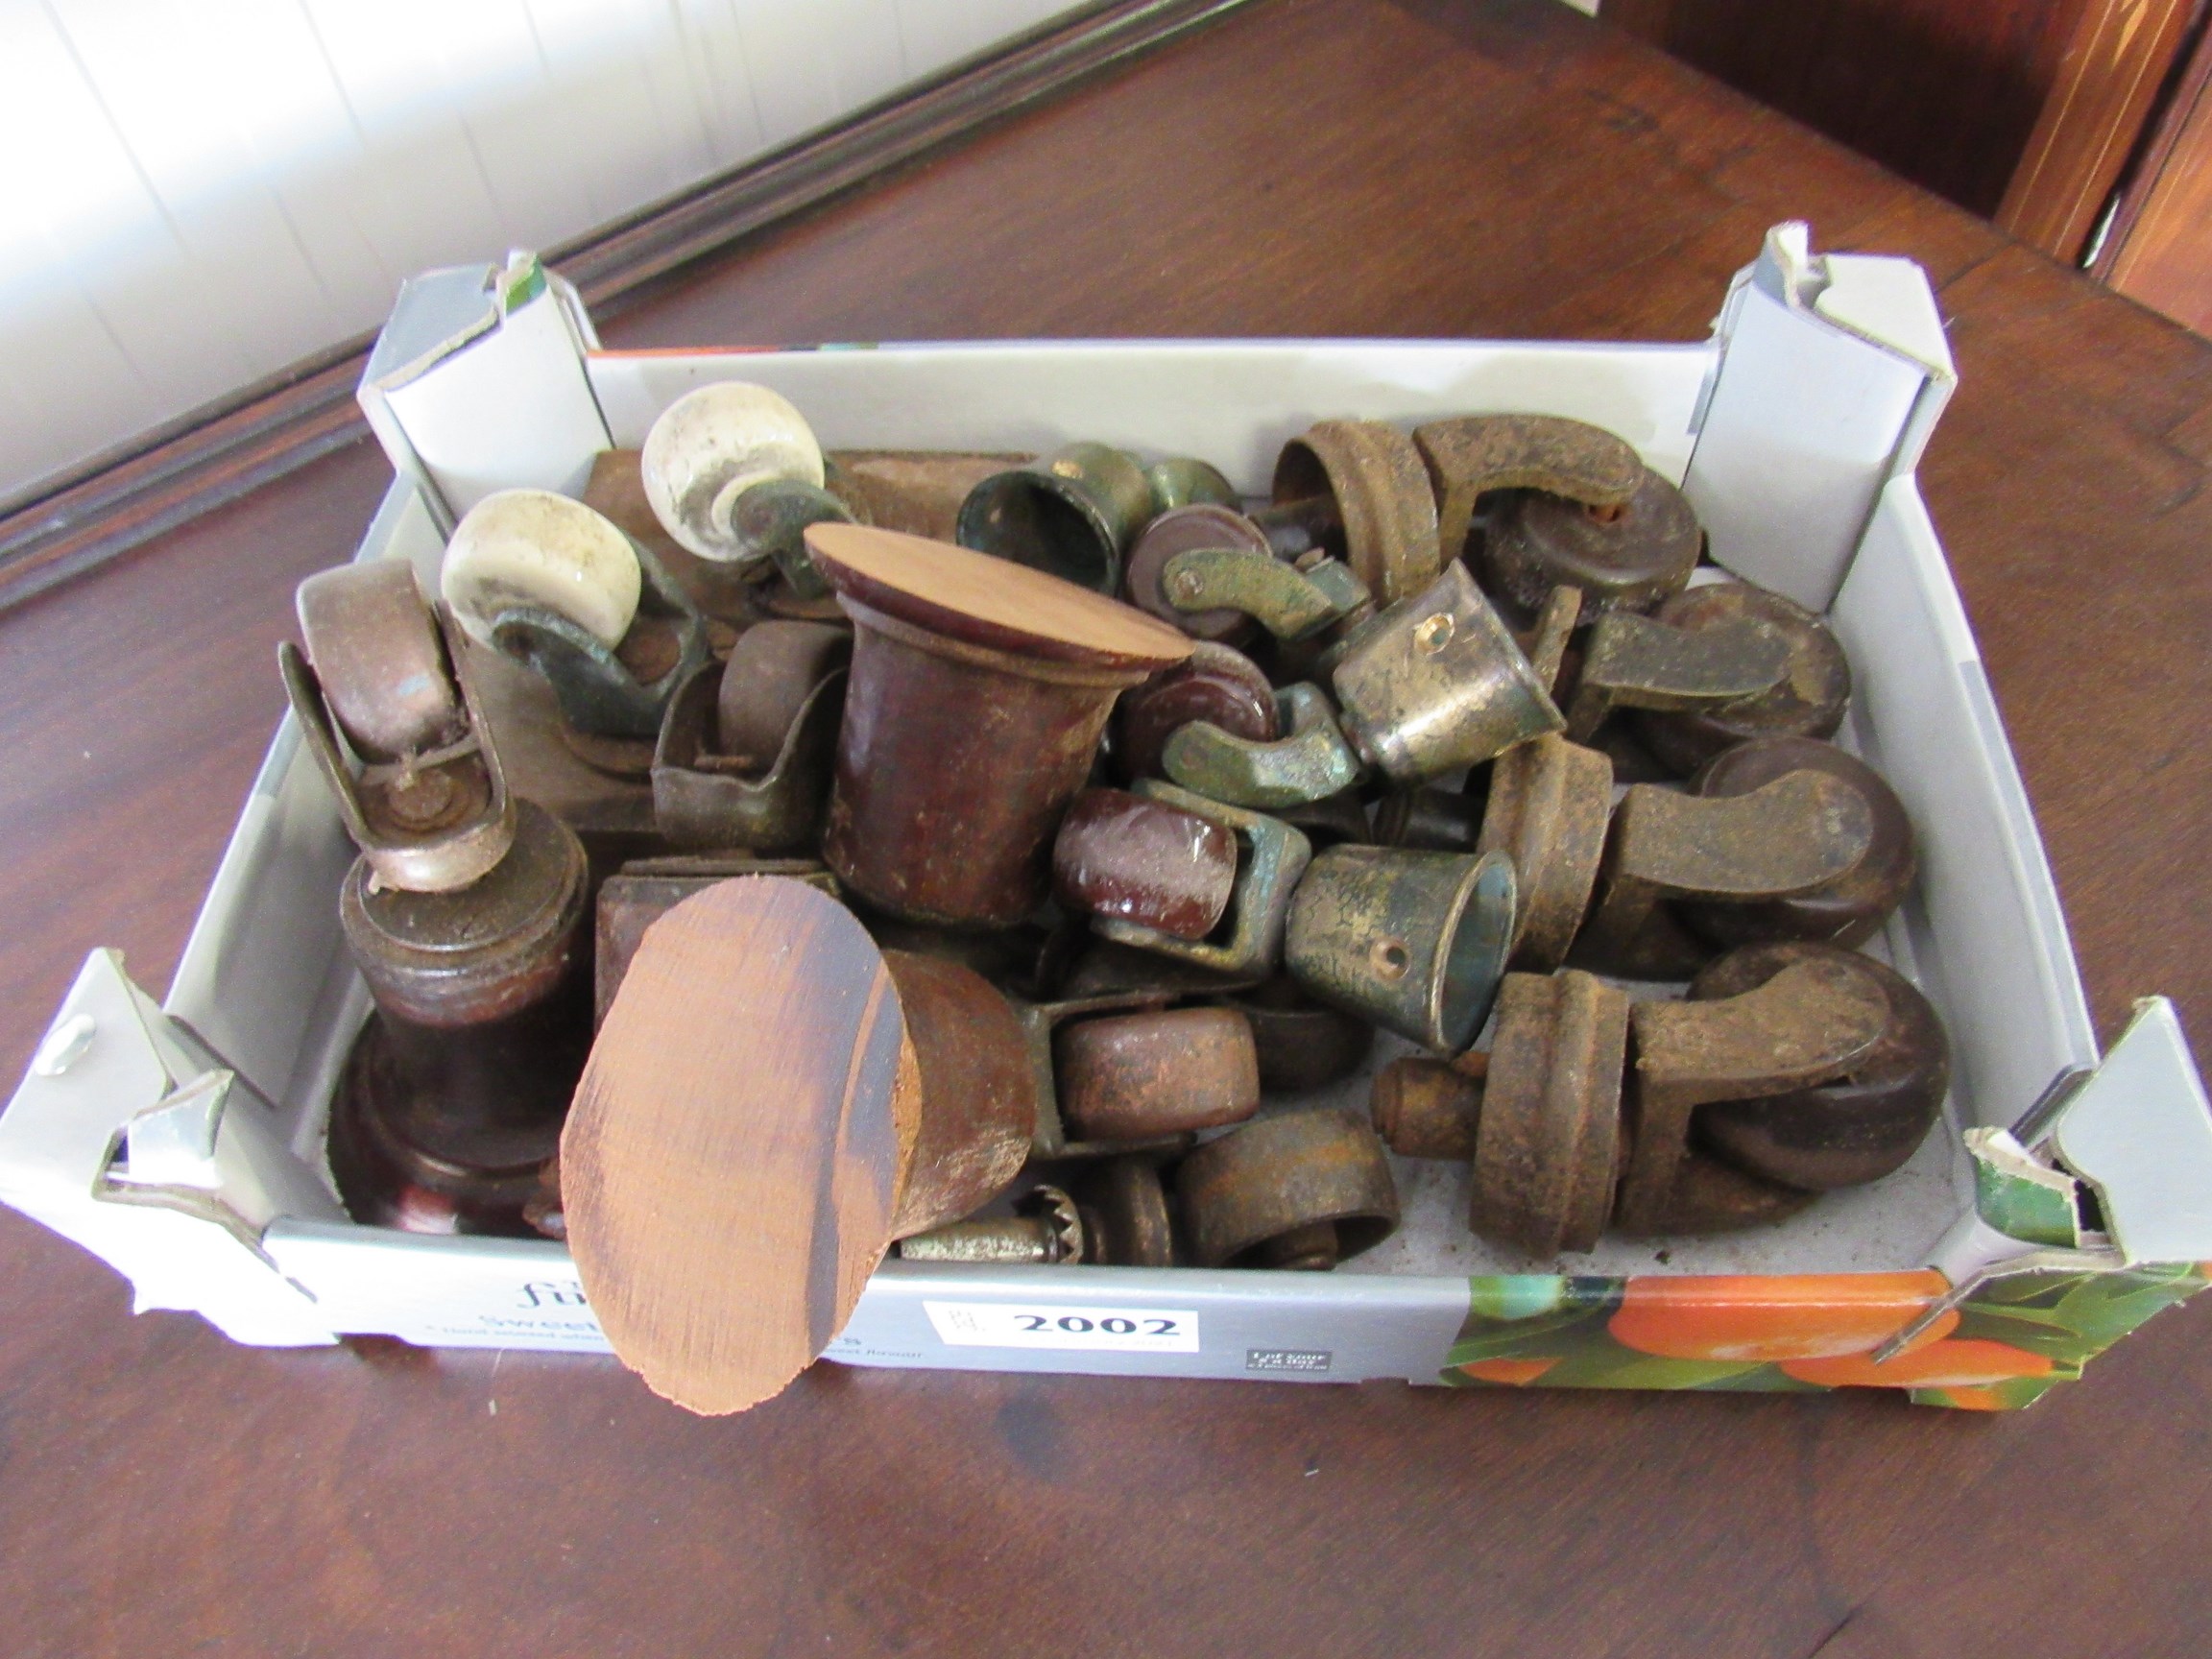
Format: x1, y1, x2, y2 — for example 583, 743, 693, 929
652, 662, 844, 854
1330, 562, 1564, 785
1162, 681, 1362, 809
1623, 1151, 1818, 1236
488, 542, 711, 741
715, 620, 852, 767
1575, 770, 1876, 974
1285, 844, 1516, 1055
1479, 465, 1702, 617
956, 442, 1158, 593
340, 798, 589, 1029
283, 569, 517, 894
1235, 976, 1376, 1092
1477, 733, 1613, 971
1055, 1005, 1261, 1141
1471, 970, 1628, 1256
1682, 736, 1917, 950
1016, 989, 1198, 1159
327, 1017, 571, 1238
1052, 786, 1239, 942
1161, 545, 1369, 640
1618, 955, 1890, 1233
881, 950, 1039, 1238
726, 478, 854, 599
1094, 781, 1312, 976
1374, 786, 1483, 853
1524, 582, 1583, 693
1634, 582, 1851, 775
1177, 1108, 1401, 1270
1370, 1050, 1486, 1160
897, 1186, 1085, 1263
1411, 414, 1644, 565
826, 450, 1028, 541
296, 561, 464, 762
1691, 942, 1951, 1191
1123, 503, 1274, 640
1562, 611, 1791, 743
1272, 420, 1440, 606
1113, 641, 1277, 782
1076, 1158, 1177, 1266
594, 859, 838, 1026
819, 600, 1163, 929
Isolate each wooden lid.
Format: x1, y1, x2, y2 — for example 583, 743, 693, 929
561, 878, 920, 1415
805, 523, 1195, 670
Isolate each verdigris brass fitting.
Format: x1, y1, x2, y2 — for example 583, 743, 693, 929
329, 798, 592, 1236
1285, 844, 1517, 1055
1411, 413, 1644, 565
1330, 562, 1564, 786
1561, 609, 1791, 743
1076, 1158, 1178, 1266
1123, 504, 1276, 640
1689, 942, 1949, 1191
1054, 1005, 1262, 1142
1476, 733, 1613, 972
1177, 1108, 1401, 1270
1113, 640, 1278, 782
1682, 736, 1915, 950
1575, 770, 1876, 975
956, 443, 1160, 594
805, 525, 1191, 926
898, 1187, 1085, 1263
1162, 681, 1363, 809
1479, 465, 1703, 616
639, 381, 829, 565
282, 560, 516, 894
1234, 977, 1376, 1093
1634, 582, 1851, 775
1271, 420, 1441, 606
1145, 456, 1238, 513
1096, 781, 1313, 978
1053, 786, 1240, 943
1616, 953, 1889, 1234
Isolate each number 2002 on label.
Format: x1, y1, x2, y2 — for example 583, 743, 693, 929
923, 1302, 1201, 1353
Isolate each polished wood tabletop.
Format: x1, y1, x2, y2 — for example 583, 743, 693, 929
4, 2, 2209, 1654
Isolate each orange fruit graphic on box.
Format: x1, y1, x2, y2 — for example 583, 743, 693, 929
1780, 1338, 2054, 1390
1608, 1271, 1955, 1362
1456, 1358, 1559, 1386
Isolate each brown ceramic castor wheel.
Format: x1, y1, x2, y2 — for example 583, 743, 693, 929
1053, 1005, 1262, 1142
1122, 503, 1274, 642
1052, 787, 1240, 943
1634, 581, 1851, 775
1114, 640, 1279, 782
1178, 1107, 1401, 1269
1688, 942, 1950, 1190
1679, 737, 1916, 950
1479, 466, 1703, 618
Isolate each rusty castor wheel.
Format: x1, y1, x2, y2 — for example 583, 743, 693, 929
1267, 420, 1441, 607
1231, 976, 1376, 1094
1177, 1108, 1401, 1270
1633, 581, 1851, 775
1679, 736, 1916, 950
1688, 942, 1950, 1191
1053, 1005, 1262, 1143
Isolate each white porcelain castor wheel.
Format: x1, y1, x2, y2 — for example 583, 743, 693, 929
441, 489, 642, 650
639, 382, 826, 564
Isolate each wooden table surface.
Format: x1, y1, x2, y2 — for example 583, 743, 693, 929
5, 2, 2209, 1654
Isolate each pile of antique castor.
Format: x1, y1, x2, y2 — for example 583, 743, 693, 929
285, 384, 1948, 1283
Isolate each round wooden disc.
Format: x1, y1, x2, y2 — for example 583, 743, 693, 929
561, 877, 920, 1415
804, 523, 1195, 670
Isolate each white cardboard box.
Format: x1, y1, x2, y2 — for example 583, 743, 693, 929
9, 227, 2210, 1407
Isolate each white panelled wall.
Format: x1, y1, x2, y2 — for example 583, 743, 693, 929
0, 0, 1086, 505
